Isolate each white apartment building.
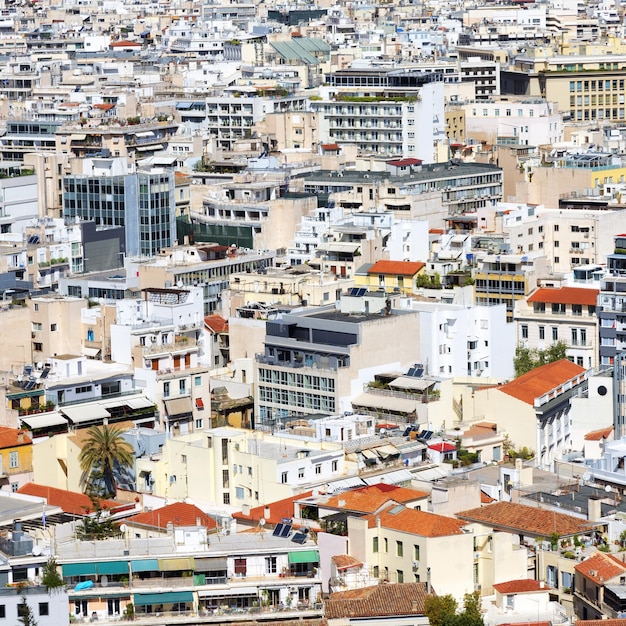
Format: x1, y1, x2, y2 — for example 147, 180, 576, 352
313, 69, 445, 161
462, 98, 562, 146
405, 300, 514, 378
499, 203, 626, 274
514, 286, 599, 369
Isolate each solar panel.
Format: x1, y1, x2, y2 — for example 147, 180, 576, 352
272, 523, 284, 537
39, 367, 50, 380
422, 430, 433, 440
407, 367, 416, 377
279, 524, 292, 538
291, 533, 307, 544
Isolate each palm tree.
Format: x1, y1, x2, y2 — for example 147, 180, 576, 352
79, 425, 134, 498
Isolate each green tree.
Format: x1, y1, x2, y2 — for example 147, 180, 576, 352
78, 425, 134, 498
513, 341, 568, 377
424, 593, 484, 626
41, 557, 64, 593
17, 596, 38, 626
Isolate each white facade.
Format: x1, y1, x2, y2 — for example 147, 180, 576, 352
387, 219, 430, 263
405, 300, 514, 379
463, 99, 562, 146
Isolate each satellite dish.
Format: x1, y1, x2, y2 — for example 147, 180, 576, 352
32, 545, 42, 556
101, 575, 108, 587
259, 518, 266, 526
605, 485, 613, 493
582, 472, 592, 482
120, 523, 127, 534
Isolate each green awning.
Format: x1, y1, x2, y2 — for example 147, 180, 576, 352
134, 591, 193, 606
63, 563, 97, 577
130, 559, 159, 573
288, 550, 319, 564
158, 557, 195, 572
97, 561, 129, 575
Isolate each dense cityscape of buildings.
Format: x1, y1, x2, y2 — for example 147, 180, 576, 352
2, 0, 626, 624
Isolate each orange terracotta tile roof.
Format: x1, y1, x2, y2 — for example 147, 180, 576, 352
232, 490, 314, 526
362, 504, 467, 537
204, 314, 228, 334
574, 551, 626, 584
578, 620, 626, 626
499, 622, 551, 626
110, 40, 142, 47
17, 483, 125, 517
323, 483, 428, 513
125, 502, 217, 530
585, 426, 613, 441
321, 143, 339, 151
527, 287, 599, 306
325, 582, 429, 619
0, 428, 31, 448
493, 579, 548, 593
456, 501, 591, 537
367, 260, 425, 276
332, 554, 363, 570
93, 103, 115, 111
480, 491, 495, 504
497, 359, 586, 405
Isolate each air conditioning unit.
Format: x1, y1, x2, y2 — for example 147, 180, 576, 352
412, 561, 419, 570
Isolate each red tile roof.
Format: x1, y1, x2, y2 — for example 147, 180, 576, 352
578, 621, 626, 626
332, 554, 363, 570
498, 359, 586, 405
363, 504, 468, 537
428, 442, 456, 453
233, 490, 314, 526
386, 158, 423, 167
456, 501, 591, 537
322, 483, 428, 513
367, 260, 425, 276
204, 314, 228, 334
493, 579, 548, 594
574, 552, 626, 584
17, 483, 125, 517
93, 103, 115, 111
0, 428, 31, 448
321, 143, 340, 151
125, 502, 217, 530
110, 40, 142, 47
325, 582, 429, 619
527, 287, 599, 306
585, 426, 613, 441
480, 491, 495, 504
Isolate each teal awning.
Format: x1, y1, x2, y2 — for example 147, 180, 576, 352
130, 559, 159, 573
288, 550, 319, 564
134, 591, 193, 606
63, 563, 97, 577
97, 561, 128, 575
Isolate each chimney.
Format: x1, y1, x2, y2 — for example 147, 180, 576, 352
196, 517, 201, 527
426, 567, 432, 594
17, 430, 24, 444
588, 496, 602, 522
540, 581, 544, 588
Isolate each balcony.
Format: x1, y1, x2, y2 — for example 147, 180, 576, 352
143, 337, 197, 355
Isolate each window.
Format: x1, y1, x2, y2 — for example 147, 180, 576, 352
223, 493, 230, 505
163, 382, 170, 398
194, 376, 202, 386
539, 326, 545, 340
9, 452, 18, 469
179, 379, 186, 394
397, 541, 404, 557
315, 464, 321, 474
373, 536, 379, 552
397, 570, 404, 583
281, 472, 288, 484
521, 325, 528, 339
10, 483, 17, 493
414, 545, 420, 560
552, 327, 558, 341
0, 605, 4, 618
265, 556, 277, 573
195, 419, 203, 429
572, 304, 582, 316
235, 487, 244, 499
50, 324, 57, 332
554, 225, 559, 232
298, 467, 305, 479
332, 460, 338, 472
39, 603, 49, 616
384, 538, 389, 553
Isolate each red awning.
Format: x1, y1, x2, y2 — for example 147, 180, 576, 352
195, 398, 204, 410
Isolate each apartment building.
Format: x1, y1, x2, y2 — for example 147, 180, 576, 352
597, 235, 626, 366
0, 120, 61, 163
62, 167, 177, 258
312, 68, 445, 161
473, 252, 548, 321
255, 295, 420, 428
514, 287, 599, 368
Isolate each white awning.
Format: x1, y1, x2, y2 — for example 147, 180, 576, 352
360, 449, 378, 460
136, 144, 163, 152
70, 133, 86, 141
351, 393, 419, 414
134, 131, 155, 138
164, 397, 193, 417
363, 469, 413, 485
61, 403, 110, 423
389, 376, 434, 391
125, 397, 155, 410
318, 242, 360, 254
21, 412, 67, 429
197, 587, 257, 598
375, 444, 401, 459
81, 347, 101, 357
